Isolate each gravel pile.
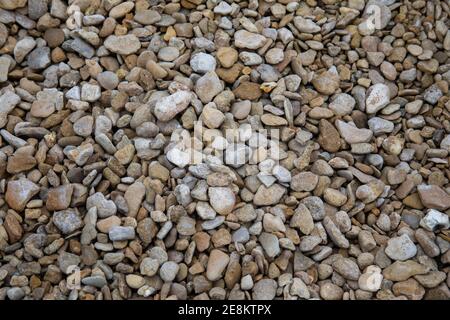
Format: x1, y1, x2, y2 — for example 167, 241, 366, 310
0, 0, 449, 300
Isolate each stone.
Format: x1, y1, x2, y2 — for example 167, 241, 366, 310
140, 258, 159, 277
97, 71, 119, 90
383, 261, 429, 282
195, 71, 223, 103
190, 52, 216, 73
385, 234, 417, 261
291, 172, 318, 192
253, 184, 286, 206
124, 181, 145, 217
217, 47, 238, 68
109, 226, 135, 241
104, 35, 141, 55
206, 249, 230, 281
366, 83, 390, 114
154, 90, 192, 122
134, 10, 161, 25
419, 209, 450, 232
5, 178, 40, 212
196, 202, 216, 220
159, 261, 179, 282
318, 119, 341, 153
14, 37, 37, 63
312, 68, 340, 95
208, 187, 235, 215
294, 16, 321, 33
417, 185, 450, 211
252, 279, 277, 300
53, 209, 83, 234
46, 184, 74, 211
86, 192, 117, 218
259, 232, 280, 258
27, 47, 51, 70
329, 93, 355, 116
234, 30, 266, 49
233, 81, 262, 100
336, 120, 373, 144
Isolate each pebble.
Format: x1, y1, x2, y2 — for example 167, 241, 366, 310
206, 249, 230, 281
53, 209, 83, 234
366, 83, 390, 114
234, 30, 267, 49
190, 52, 216, 73
159, 261, 179, 282
385, 234, 417, 261
154, 90, 192, 122
252, 279, 277, 300
208, 187, 235, 215
0, 0, 448, 302
104, 35, 141, 55
109, 226, 135, 241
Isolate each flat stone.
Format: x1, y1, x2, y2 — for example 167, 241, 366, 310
104, 35, 141, 55
206, 249, 230, 281
5, 178, 40, 212
385, 234, 417, 261
53, 209, 83, 234
417, 184, 450, 211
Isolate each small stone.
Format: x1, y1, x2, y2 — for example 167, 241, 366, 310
208, 187, 235, 215
86, 192, 117, 218
329, 93, 355, 116
154, 90, 192, 122
195, 71, 223, 103
134, 10, 161, 25
6, 178, 40, 212
157, 46, 179, 62
333, 258, 361, 280
206, 249, 230, 281
190, 52, 216, 73
73, 115, 94, 137
366, 83, 390, 114
312, 68, 340, 95
320, 283, 343, 300
159, 261, 179, 282
419, 209, 450, 232
253, 184, 286, 206
234, 30, 267, 49
81, 83, 101, 102
14, 37, 36, 63
7, 287, 25, 300
383, 260, 429, 281
291, 172, 318, 192
294, 16, 321, 33
417, 185, 450, 211
126, 274, 145, 289
46, 184, 74, 211
252, 279, 277, 300
97, 71, 119, 90
217, 47, 238, 68
109, 226, 135, 241
233, 81, 262, 100
104, 35, 141, 55
259, 232, 280, 258
265, 48, 284, 64
336, 120, 373, 144
196, 202, 216, 220
27, 47, 51, 70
